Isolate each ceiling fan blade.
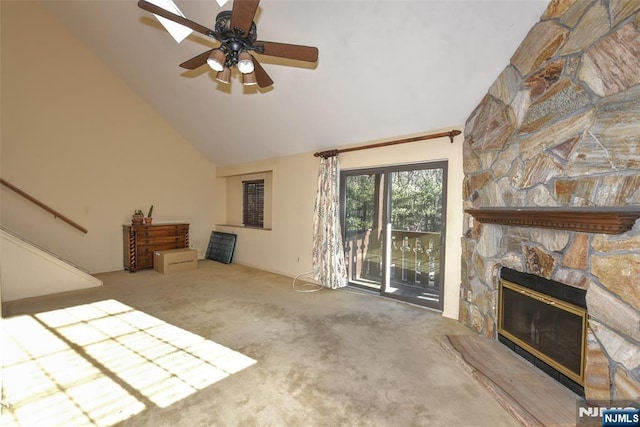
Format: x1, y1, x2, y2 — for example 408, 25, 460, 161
256, 41, 318, 63
179, 49, 215, 69
251, 55, 273, 88
138, 0, 219, 40
230, 0, 260, 36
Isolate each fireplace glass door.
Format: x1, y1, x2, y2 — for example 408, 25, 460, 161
498, 279, 587, 385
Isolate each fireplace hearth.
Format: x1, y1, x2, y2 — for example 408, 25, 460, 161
498, 267, 587, 396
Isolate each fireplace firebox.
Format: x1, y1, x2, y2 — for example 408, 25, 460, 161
498, 267, 587, 396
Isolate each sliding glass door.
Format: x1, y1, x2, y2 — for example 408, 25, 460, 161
342, 173, 385, 290
340, 162, 447, 310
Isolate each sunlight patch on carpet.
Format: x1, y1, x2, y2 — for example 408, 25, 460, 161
1, 299, 256, 426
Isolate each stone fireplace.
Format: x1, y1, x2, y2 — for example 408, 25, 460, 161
460, 0, 640, 404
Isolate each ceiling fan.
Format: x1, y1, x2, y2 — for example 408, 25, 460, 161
137, 0, 319, 88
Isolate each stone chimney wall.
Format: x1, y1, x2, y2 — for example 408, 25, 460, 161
460, 0, 640, 402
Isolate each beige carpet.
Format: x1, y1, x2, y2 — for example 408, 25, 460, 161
2, 261, 524, 426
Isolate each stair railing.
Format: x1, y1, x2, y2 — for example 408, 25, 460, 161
0, 178, 88, 234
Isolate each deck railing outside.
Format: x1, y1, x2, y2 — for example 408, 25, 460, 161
344, 229, 441, 288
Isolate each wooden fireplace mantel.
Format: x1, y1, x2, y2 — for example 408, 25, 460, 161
465, 207, 640, 234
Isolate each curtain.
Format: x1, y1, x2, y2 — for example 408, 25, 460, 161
312, 156, 348, 289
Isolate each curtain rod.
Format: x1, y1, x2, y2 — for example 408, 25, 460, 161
313, 129, 461, 158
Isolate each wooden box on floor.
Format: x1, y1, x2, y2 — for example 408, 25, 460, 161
153, 248, 197, 274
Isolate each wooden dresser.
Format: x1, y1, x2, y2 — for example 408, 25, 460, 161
123, 223, 189, 272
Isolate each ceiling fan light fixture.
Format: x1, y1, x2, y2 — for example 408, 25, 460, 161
137, 0, 319, 90
237, 52, 255, 74
242, 71, 257, 86
216, 67, 231, 84
206, 49, 226, 72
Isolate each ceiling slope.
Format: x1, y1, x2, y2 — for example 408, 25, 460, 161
41, 0, 549, 166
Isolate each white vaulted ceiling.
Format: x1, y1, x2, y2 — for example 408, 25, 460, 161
41, 0, 548, 166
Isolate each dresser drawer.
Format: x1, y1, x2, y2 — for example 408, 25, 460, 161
136, 226, 187, 238
147, 242, 188, 253
137, 236, 186, 246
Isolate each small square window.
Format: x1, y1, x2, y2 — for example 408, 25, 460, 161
243, 180, 264, 227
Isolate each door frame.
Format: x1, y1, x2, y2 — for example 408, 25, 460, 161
339, 161, 448, 311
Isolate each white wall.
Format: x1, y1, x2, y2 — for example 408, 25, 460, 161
217, 154, 318, 275
1, 2, 222, 274
1, 230, 102, 301
0, 0, 4, 316
217, 128, 464, 319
